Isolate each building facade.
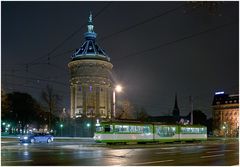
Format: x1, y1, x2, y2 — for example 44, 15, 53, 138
212, 92, 239, 137
68, 13, 114, 120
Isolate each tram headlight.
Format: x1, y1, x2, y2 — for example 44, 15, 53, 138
94, 135, 101, 140
23, 136, 28, 140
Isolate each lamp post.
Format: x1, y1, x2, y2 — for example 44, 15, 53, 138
2, 122, 6, 132
7, 124, 11, 133
60, 124, 63, 136
87, 123, 90, 127
113, 85, 122, 119
86, 123, 91, 136
222, 121, 229, 140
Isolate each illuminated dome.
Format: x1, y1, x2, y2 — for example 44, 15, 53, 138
72, 13, 110, 62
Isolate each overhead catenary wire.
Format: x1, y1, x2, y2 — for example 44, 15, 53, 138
27, 2, 112, 65
3, 81, 69, 94
3, 3, 237, 109
114, 20, 237, 61
21, 4, 184, 68
98, 4, 184, 41
5, 20, 237, 93
4, 73, 68, 87
6, 4, 186, 78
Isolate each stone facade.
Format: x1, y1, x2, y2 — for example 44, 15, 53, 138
68, 13, 114, 123
68, 59, 113, 119
212, 93, 239, 137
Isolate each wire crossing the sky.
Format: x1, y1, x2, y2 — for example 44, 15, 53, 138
27, 2, 112, 65
98, 4, 184, 41
115, 20, 237, 61
25, 4, 184, 67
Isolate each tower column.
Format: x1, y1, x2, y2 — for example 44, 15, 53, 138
68, 12, 114, 136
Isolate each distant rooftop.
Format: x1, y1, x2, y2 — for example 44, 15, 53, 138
212, 92, 239, 105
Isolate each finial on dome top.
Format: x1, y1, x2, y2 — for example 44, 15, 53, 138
87, 11, 94, 33
89, 11, 92, 23
84, 11, 97, 40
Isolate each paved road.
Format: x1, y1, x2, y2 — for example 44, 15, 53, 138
1, 140, 239, 166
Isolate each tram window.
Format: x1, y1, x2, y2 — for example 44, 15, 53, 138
181, 127, 206, 134
115, 125, 143, 133
115, 125, 121, 132
114, 125, 129, 133
104, 125, 113, 132
157, 126, 176, 137
129, 126, 135, 132
105, 127, 110, 132
96, 126, 103, 132
143, 126, 150, 134
122, 125, 129, 132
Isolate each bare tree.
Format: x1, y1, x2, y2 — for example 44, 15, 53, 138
1, 89, 10, 118
135, 107, 149, 121
41, 85, 61, 130
185, 1, 223, 15
115, 99, 134, 119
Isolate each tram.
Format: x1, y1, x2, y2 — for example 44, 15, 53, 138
93, 120, 207, 144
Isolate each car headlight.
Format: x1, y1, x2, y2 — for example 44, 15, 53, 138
23, 136, 28, 140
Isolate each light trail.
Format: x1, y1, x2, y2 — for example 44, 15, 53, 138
132, 159, 174, 165
200, 154, 224, 158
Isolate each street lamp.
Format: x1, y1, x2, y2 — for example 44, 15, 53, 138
113, 84, 122, 119
115, 85, 122, 93
60, 124, 63, 136
222, 122, 228, 139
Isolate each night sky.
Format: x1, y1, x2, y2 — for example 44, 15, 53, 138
2, 1, 239, 118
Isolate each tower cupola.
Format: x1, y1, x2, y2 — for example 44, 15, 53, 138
71, 12, 110, 62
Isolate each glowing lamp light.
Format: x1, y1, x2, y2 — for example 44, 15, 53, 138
115, 85, 122, 93
60, 124, 63, 128
215, 91, 224, 95
87, 123, 91, 127
96, 119, 100, 126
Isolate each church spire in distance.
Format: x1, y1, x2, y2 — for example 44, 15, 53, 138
172, 93, 180, 118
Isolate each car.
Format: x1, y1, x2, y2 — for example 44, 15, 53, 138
19, 133, 54, 143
